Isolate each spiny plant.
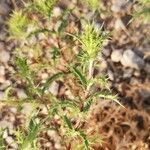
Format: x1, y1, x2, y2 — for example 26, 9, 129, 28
33, 0, 58, 18
7, 10, 29, 39
82, 0, 100, 11
1, 0, 123, 149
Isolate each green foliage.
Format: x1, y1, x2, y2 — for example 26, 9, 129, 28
7, 10, 29, 39
3, 0, 124, 149
81, 23, 107, 59
33, 0, 57, 18
71, 66, 88, 88
83, 0, 100, 11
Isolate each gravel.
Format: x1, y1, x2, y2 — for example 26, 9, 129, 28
48, 81, 59, 96
0, 2, 10, 16
0, 50, 10, 63
111, 0, 126, 13
16, 89, 27, 99
0, 91, 5, 100
121, 49, 145, 70
111, 50, 123, 62
0, 65, 5, 76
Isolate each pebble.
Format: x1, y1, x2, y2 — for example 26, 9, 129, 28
21, 103, 33, 115
102, 48, 111, 57
53, 7, 62, 17
55, 143, 61, 149
111, 50, 123, 62
111, 0, 126, 13
0, 80, 11, 90
48, 81, 59, 96
0, 65, 5, 76
123, 68, 133, 79
0, 2, 10, 16
0, 91, 5, 100
0, 16, 4, 25
144, 63, 150, 74
121, 49, 145, 70
107, 70, 114, 81
0, 50, 10, 63
0, 42, 5, 50
16, 89, 27, 99
0, 120, 13, 129
5, 136, 14, 145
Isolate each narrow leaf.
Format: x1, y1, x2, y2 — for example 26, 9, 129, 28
63, 116, 73, 129
71, 67, 87, 87
82, 99, 93, 112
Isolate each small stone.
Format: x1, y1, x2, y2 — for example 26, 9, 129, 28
107, 70, 114, 81
37, 33, 46, 40
134, 70, 141, 77
0, 80, 11, 90
121, 49, 145, 70
123, 68, 133, 79
55, 143, 61, 149
47, 130, 56, 137
0, 91, 5, 100
0, 50, 10, 63
111, 0, 126, 13
0, 2, 10, 16
0, 42, 5, 51
0, 76, 5, 83
0, 66, 5, 76
0, 31, 7, 40
45, 142, 52, 148
0, 16, 4, 25
5, 136, 14, 145
41, 73, 48, 80
11, 142, 18, 149
48, 81, 59, 96
16, 89, 27, 99
53, 7, 62, 17
0, 120, 13, 129
102, 48, 111, 57
111, 50, 123, 62
115, 19, 124, 30
144, 63, 150, 74
9, 107, 17, 113
3, 129, 8, 139
21, 103, 33, 115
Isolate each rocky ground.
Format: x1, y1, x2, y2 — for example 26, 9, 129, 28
0, 0, 150, 150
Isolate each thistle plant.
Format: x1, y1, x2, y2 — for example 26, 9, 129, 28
33, 0, 57, 18
82, 0, 100, 11
1, 0, 124, 149
7, 10, 29, 39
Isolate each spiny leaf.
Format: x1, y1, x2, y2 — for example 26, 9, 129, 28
82, 99, 93, 112
95, 91, 125, 108
71, 67, 87, 88
16, 57, 30, 78
79, 131, 90, 150
8, 10, 29, 39
33, 0, 57, 18
63, 116, 73, 130
20, 119, 40, 150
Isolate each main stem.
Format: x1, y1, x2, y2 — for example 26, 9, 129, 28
85, 59, 94, 98
88, 59, 94, 79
